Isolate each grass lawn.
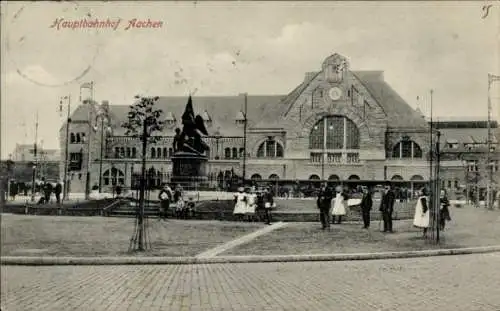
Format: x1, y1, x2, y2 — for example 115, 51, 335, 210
1, 215, 264, 257
223, 207, 500, 256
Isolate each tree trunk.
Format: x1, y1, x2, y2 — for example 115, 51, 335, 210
137, 122, 148, 251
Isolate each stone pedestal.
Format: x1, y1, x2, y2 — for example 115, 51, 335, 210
171, 152, 208, 188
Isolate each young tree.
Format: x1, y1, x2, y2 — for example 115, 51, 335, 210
122, 95, 165, 251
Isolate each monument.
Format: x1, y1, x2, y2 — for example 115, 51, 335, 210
171, 96, 210, 188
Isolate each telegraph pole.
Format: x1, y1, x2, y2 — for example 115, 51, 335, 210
486, 74, 500, 209
84, 82, 95, 200
62, 95, 71, 201
30, 111, 39, 202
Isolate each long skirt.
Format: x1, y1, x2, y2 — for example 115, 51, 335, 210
233, 202, 246, 215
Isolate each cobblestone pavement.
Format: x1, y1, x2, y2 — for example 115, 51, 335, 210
2, 252, 500, 311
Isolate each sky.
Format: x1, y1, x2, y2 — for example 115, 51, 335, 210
1, 1, 499, 159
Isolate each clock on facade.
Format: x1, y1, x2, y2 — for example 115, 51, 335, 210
328, 87, 343, 101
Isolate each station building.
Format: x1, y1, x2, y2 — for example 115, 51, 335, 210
59, 54, 498, 194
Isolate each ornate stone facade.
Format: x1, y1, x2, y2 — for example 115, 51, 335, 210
58, 54, 497, 193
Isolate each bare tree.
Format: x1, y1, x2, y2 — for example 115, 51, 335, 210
122, 95, 165, 251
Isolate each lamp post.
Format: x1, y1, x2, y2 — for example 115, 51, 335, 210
242, 93, 248, 184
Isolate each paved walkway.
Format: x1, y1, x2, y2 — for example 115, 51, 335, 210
2, 252, 500, 311
196, 222, 287, 258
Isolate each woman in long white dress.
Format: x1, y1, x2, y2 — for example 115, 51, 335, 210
332, 186, 348, 224
233, 187, 247, 221
413, 188, 430, 237
246, 190, 257, 221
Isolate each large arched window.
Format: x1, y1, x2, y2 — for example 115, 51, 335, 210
232, 147, 238, 159
268, 174, 279, 180
309, 116, 360, 163
256, 138, 284, 158
393, 140, 422, 159
251, 174, 262, 180
103, 167, 125, 186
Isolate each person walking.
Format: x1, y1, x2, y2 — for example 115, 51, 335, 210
413, 188, 430, 237
263, 187, 274, 225
439, 189, 452, 230
54, 181, 62, 204
360, 187, 373, 229
43, 179, 53, 204
158, 184, 173, 220
331, 185, 348, 224
379, 183, 395, 233
317, 183, 333, 230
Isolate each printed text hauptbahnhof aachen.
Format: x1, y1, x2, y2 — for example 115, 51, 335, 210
50, 18, 163, 31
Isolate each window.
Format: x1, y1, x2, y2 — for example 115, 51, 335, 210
224, 148, 231, 159
70, 133, 76, 143
466, 160, 478, 172
132, 148, 137, 158
490, 160, 499, 172
232, 147, 238, 159
120, 147, 125, 158
76, 133, 81, 143
256, 139, 284, 158
163, 147, 168, 158
392, 140, 423, 159
151, 148, 156, 158
309, 116, 359, 163
157, 148, 161, 159
69, 152, 82, 171
114, 147, 120, 158
454, 180, 459, 189
447, 180, 452, 188
103, 167, 125, 186
126, 147, 131, 158
168, 148, 173, 158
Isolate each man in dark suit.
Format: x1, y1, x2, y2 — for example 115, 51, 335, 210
360, 187, 373, 229
379, 183, 395, 233
317, 183, 333, 230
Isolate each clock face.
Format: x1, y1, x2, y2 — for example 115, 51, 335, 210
328, 87, 343, 101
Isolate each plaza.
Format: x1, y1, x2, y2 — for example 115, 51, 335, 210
2, 205, 500, 311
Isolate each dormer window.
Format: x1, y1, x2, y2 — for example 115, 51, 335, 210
235, 111, 246, 125
445, 139, 458, 149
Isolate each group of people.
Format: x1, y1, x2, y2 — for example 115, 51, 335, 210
413, 188, 452, 237
316, 184, 350, 229
233, 187, 274, 225
158, 184, 196, 219
316, 182, 448, 235
37, 179, 63, 204
8, 179, 63, 204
